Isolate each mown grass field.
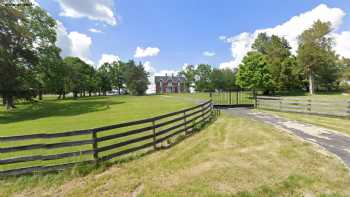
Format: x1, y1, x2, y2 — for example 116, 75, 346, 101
2, 114, 350, 196
0, 95, 199, 172
0, 95, 194, 135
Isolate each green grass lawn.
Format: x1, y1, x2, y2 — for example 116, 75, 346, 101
0, 95, 195, 136
0, 95, 202, 172
259, 109, 350, 136
2, 114, 350, 196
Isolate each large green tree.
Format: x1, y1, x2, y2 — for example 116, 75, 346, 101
38, 46, 69, 99
297, 20, 338, 94
252, 33, 302, 91
111, 61, 126, 95
0, 1, 57, 109
236, 52, 273, 93
64, 57, 94, 98
195, 64, 212, 92
124, 61, 149, 95
179, 64, 196, 92
97, 63, 113, 96
341, 58, 350, 81
210, 68, 237, 91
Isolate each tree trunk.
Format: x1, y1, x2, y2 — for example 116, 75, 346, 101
2, 95, 6, 105
89, 91, 91, 97
118, 87, 121, 95
73, 92, 78, 99
63, 92, 66, 99
39, 90, 43, 100
5, 95, 15, 110
308, 70, 314, 95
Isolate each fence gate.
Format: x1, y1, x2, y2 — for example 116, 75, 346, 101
210, 90, 255, 108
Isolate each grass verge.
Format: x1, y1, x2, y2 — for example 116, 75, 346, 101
259, 109, 350, 136
2, 113, 350, 196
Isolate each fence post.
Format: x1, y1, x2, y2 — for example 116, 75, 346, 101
92, 129, 99, 163
253, 90, 257, 108
307, 99, 312, 113
210, 101, 213, 119
229, 91, 232, 105
183, 111, 187, 134
152, 120, 157, 150
347, 101, 350, 117
279, 99, 282, 111
236, 90, 239, 105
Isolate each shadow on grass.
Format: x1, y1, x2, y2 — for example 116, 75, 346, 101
0, 98, 125, 124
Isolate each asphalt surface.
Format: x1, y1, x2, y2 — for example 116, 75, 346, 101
225, 108, 350, 169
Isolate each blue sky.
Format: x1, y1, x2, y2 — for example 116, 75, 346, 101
37, 0, 350, 74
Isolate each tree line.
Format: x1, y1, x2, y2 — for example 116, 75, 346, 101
2, 2, 350, 110
0, 2, 149, 110
179, 64, 237, 92
180, 20, 350, 95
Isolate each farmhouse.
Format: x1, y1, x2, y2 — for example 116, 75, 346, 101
155, 74, 186, 94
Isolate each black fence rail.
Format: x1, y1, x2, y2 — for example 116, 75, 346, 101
210, 91, 255, 108
0, 100, 218, 177
257, 96, 350, 117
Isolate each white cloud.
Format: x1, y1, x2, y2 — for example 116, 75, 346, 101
334, 31, 350, 58
68, 32, 94, 65
219, 35, 226, 41
182, 63, 189, 71
56, 21, 72, 58
89, 28, 103, 33
98, 54, 120, 67
143, 61, 156, 94
219, 61, 237, 70
221, 4, 347, 69
203, 51, 216, 57
134, 47, 160, 58
29, 0, 39, 6
155, 70, 178, 76
143, 61, 155, 74
56, 21, 94, 65
58, 0, 117, 26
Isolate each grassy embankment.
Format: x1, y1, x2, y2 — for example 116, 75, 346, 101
1, 114, 350, 196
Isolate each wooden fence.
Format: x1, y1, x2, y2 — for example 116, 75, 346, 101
257, 96, 350, 117
0, 100, 218, 176
210, 91, 254, 106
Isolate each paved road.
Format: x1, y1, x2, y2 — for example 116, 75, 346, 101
225, 108, 350, 169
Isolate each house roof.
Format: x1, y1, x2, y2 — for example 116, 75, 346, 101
155, 75, 186, 83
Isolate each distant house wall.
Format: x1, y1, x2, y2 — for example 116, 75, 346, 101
155, 75, 186, 94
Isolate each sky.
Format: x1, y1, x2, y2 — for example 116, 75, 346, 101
35, 0, 350, 91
